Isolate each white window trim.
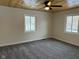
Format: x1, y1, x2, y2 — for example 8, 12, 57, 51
64, 15, 79, 34
24, 15, 37, 33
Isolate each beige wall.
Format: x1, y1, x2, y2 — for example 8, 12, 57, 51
51, 8, 79, 46
0, 6, 52, 46
1, 5, 79, 47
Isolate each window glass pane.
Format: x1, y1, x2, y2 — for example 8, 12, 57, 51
25, 16, 36, 32
25, 16, 31, 32
66, 16, 72, 32
31, 16, 35, 31
72, 16, 79, 32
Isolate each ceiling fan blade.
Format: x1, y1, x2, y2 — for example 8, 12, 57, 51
51, 5, 62, 7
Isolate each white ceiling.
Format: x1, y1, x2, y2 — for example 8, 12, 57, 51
0, 0, 79, 12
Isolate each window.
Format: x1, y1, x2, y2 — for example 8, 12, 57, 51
25, 16, 36, 32
65, 16, 79, 33
66, 0, 79, 7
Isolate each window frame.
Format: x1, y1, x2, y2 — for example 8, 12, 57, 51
64, 15, 79, 34
24, 15, 37, 33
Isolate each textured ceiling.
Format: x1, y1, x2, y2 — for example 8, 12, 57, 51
0, 0, 79, 12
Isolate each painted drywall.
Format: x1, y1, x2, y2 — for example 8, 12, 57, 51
0, 6, 52, 46
51, 8, 79, 46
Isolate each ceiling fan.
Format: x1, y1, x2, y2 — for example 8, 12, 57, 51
43, 0, 62, 10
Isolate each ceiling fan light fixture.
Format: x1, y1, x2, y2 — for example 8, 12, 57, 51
47, 1, 52, 6
44, 7, 50, 10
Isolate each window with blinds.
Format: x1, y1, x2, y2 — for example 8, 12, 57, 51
65, 16, 79, 33
25, 16, 36, 32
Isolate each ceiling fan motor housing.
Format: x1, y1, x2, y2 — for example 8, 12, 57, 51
44, 1, 50, 7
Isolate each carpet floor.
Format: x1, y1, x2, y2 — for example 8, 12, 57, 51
0, 38, 79, 59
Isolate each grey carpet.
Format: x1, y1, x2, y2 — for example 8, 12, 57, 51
0, 38, 79, 59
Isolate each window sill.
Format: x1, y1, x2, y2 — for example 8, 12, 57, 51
24, 31, 36, 33
64, 32, 79, 35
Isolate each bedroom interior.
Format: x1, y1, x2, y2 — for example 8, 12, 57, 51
0, 0, 79, 59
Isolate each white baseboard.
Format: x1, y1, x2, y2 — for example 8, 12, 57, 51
0, 37, 47, 47
51, 36, 79, 47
